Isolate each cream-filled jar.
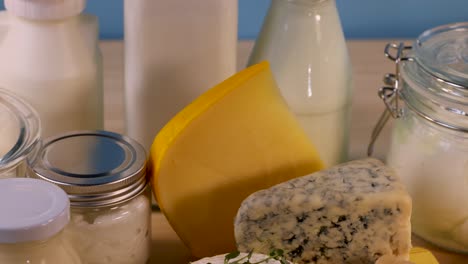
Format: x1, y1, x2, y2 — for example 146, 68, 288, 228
371, 23, 468, 253
29, 131, 151, 264
0, 178, 81, 263
0, 88, 40, 178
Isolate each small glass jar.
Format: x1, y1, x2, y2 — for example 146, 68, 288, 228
0, 178, 81, 263
0, 88, 40, 178
371, 23, 468, 253
29, 131, 152, 264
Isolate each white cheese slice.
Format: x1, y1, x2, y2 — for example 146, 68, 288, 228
191, 252, 292, 264
234, 158, 412, 264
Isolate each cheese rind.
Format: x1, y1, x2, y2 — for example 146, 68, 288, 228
235, 159, 412, 264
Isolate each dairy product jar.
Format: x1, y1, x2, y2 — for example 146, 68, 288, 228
28, 131, 151, 264
0, 178, 81, 263
371, 23, 468, 253
0, 88, 40, 178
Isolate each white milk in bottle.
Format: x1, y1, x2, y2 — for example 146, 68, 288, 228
249, 0, 353, 167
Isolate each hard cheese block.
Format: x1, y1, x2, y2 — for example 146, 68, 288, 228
235, 158, 412, 264
150, 62, 324, 258
408, 248, 439, 264
376, 248, 439, 264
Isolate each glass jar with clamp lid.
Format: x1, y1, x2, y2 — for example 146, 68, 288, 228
369, 23, 468, 253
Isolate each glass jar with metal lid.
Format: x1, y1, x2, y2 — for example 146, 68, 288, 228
369, 23, 468, 253
28, 130, 151, 263
0, 88, 40, 178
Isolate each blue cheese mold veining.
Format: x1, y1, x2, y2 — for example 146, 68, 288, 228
234, 158, 412, 264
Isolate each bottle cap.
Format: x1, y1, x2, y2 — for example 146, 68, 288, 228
0, 178, 70, 243
5, 0, 86, 20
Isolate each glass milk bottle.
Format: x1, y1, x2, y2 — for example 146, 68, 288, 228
249, 0, 353, 167
0, 178, 81, 263
0, 0, 103, 138
124, 0, 238, 151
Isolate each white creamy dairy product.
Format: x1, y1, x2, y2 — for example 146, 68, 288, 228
387, 114, 468, 252
0, 232, 81, 264
235, 159, 412, 264
66, 195, 151, 264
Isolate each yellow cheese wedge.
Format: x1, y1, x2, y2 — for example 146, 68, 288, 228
149, 62, 324, 258
410, 247, 439, 264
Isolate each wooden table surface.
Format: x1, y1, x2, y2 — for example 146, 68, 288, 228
100, 40, 468, 264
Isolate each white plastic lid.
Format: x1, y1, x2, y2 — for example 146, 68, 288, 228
5, 0, 86, 20
0, 178, 70, 243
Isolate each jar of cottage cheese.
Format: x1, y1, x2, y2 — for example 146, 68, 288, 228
28, 131, 151, 264
0, 178, 81, 263
0, 88, 40, 178
371, 23, 468, 253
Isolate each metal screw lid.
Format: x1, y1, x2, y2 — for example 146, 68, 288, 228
29, 130, 148, 207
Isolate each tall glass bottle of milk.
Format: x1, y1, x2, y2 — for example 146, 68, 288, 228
0, 0, 103, 138
249, 0, 352, 167
124, 0, 238, 151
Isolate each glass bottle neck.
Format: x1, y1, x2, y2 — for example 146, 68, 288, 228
269, 0, 339, 21
274, 0, 335, 9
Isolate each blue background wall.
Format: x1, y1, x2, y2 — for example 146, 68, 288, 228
1, 0, 467, 39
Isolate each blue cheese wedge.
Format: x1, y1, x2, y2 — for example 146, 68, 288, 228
234, 158, 412, 264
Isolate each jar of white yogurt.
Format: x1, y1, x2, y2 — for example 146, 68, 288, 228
28, 130, 151, 264
370, 23, 468, 253
0, 178, 81, 263
0, 88, 40, 178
